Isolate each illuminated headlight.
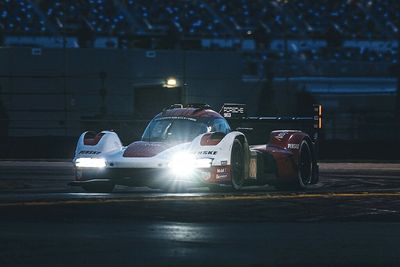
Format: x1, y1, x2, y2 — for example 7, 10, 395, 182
168, 152, 212, 176
195, 158, 213, 168
75, 158, 106, 168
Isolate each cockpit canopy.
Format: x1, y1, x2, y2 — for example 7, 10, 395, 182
142, 116, 231, 143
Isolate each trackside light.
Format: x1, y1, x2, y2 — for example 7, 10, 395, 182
318, 105, 322, 129
313, 104, 322, 129
165, 77, 177, 88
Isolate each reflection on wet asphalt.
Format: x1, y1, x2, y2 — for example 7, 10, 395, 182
1, 161, 400, 266
0, 161, 400, 222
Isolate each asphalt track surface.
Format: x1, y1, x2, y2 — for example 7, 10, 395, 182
1, 161, 400, 266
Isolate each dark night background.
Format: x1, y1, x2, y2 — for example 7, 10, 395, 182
2, 2, 400, 267
0, 0, 399, 160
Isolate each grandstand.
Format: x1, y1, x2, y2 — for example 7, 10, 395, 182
0, 0, 399, 159
0, 0, 398, 63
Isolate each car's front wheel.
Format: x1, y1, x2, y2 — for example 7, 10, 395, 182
231, 139, 245, 190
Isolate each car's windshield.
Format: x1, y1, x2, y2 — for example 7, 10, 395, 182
142, 117, 209, 142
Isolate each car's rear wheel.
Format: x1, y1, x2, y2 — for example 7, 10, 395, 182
297, 140, 313, 188
231, 139, 245, 190
82, 182, 115, 193
274, 139, 314, 190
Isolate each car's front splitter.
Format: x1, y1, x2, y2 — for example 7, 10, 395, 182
73, 167, 222, 188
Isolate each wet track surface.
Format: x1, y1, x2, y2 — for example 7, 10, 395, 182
0, 161, 400, 266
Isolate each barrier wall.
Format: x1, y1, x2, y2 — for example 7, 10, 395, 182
0, 48, 243, 139
0, 47, 398, 159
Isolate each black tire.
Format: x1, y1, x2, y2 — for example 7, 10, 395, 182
82, 182, 115, 193
274, 140, 314, 191
231, 139, 245, 190
297, 140, 313, 188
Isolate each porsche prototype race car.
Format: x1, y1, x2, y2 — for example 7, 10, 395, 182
71, 103, 322, 192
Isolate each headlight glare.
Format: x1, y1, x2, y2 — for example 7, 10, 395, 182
168, 152, 212, 177
75, 158, 106, 168
168, 152, 196, 176
195, 158, 213, 168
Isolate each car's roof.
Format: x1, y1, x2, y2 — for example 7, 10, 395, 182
155, 107, 224, 120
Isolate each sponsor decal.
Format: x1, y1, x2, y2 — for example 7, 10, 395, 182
274, 131, 288, 141
249, 158, 257, 178
155, 116, 196, 121
216, 174, 228, 179
143, 142, 163, 147
223, 106, 245, 114
220, 160, 228, 166
197, 150, 217, 155
287, 143, 300, 149
78, 150, 101, 155
216, 167, 227, 173
223, 112, 232, 118
221, 104, 247, 119
216, 167, 228, 179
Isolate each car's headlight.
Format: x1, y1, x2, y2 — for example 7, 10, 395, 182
168, 152, 195, 176
75, 158, 106, 168
168, 152, 212, 176
195, 158, 213, 168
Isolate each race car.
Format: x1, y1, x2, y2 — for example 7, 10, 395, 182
70, 103, 322, 192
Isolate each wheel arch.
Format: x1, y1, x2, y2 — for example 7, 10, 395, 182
270, 131, 319, 188
74, 130, 123, 159
208, 131, 249, 166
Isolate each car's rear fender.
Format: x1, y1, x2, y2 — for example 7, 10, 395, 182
268, 130, 315, 165
268, 130, 318, 184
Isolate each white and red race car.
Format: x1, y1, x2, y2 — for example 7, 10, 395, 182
71, 103, 322, 192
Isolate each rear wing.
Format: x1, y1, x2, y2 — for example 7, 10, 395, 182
220, 103, 323, 142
